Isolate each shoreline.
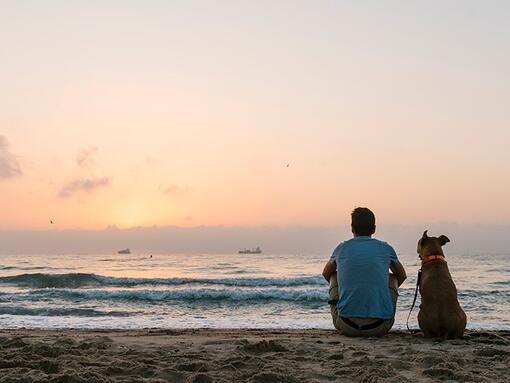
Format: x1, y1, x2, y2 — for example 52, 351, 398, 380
0, 329, 508, 382
1, 323, 509, 331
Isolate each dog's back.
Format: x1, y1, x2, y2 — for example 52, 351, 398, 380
417, 231, 467, 340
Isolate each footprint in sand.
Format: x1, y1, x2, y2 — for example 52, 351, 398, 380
240, 340, 288, 354
351, 350, 369, 357
249, 371, 298, 383
0, 336, 27, 348
176, 361, 209, 372
474, 346, 509, 357
422, 367, 467, 381
327, 353, 344, 361
187, 373, 213, 383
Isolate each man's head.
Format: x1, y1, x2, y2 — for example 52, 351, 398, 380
351, 207, 376, 237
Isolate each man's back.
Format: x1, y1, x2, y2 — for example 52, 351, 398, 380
331, 236, 398, 320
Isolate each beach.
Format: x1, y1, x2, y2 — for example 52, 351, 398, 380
0, 329, 508, 382
0, 253, 509, 382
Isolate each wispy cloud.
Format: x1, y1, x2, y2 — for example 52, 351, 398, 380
59, 177, 111, 198
0, 135, 22, 179
76, 147, 98, 168
162, 184, 190, 196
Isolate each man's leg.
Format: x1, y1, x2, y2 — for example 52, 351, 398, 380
389, 273, 398, 316
329, 274, 339, 304
328, 274, 344, 332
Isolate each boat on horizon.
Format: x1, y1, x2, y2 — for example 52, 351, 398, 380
117, 248, 131, 254
238, 247, 262, 254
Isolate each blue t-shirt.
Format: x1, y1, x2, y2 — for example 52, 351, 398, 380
330, 236, 399, 320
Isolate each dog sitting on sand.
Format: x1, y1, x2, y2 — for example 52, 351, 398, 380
416, 231, 467, 339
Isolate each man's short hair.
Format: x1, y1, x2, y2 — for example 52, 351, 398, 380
351, 207, 376, 236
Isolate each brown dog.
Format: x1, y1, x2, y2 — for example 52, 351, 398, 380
417, 231, 467, 339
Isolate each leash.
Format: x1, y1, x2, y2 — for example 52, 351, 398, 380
406, 268, 422, 334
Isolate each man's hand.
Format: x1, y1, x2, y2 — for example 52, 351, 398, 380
322, 260, 336, 282
390, 260, 407, 287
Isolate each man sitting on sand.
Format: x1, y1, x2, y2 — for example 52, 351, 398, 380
322, 207, 407, 336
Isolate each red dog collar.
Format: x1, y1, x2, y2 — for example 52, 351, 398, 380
421, 254, 446, 266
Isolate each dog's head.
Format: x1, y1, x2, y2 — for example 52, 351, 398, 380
417, 230, 450, 260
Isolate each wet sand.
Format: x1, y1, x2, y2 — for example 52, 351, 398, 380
0, 329, 508, 382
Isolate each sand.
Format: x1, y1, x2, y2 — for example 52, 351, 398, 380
0, 329, 508, 383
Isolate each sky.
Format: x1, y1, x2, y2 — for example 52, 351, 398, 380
1, 1, 510, 232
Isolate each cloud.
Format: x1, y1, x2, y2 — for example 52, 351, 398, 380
59, 177, 111, 198
162, 184, 190, 196
0, 135, 22, 178
76, 147, 98, 168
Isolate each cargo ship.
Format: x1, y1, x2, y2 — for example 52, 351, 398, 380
238, 247, 262, 254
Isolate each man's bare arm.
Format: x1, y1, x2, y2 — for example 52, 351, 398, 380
322, 260, 336, 282
390, 260, 407, 287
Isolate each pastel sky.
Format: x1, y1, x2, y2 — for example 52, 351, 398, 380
1, 1, 509, 230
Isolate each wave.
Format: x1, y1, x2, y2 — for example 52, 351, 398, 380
490, 280, 510, 286
2, 287, 327, 303
0, 273, 325, 289
0, 306, 133, 317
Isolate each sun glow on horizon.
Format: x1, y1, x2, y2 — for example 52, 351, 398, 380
1, 2, 510, 230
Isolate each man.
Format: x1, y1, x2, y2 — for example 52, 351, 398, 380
322, 207, 406, 336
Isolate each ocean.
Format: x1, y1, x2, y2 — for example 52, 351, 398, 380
0, 252, 508, 330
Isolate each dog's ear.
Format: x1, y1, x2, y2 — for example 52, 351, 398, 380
417, 230, 428, 254
438, 235, 450, 246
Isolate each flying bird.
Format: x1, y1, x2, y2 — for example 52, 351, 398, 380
50, 220, 54, 225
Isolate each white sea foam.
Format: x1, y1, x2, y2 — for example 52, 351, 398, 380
0, 273, 325, 288
3, 287, 328, 303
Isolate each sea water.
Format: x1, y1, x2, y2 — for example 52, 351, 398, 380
0, 252, 508, 329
